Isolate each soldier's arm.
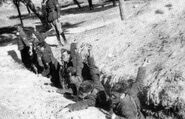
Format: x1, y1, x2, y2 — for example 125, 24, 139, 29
129, 66, 146, 97
87, 48, 99, 79
75, 53, 83, 78
87, 56, 99, 79
87, 56, 104, 91
20, 31, 30, 47
135, 67, 146, 87
45, 44, 54, 59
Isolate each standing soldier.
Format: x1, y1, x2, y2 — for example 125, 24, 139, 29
43, 0, 67, 46
36, 41, 52, 77
15, 26, 32, 69
36, 40, 63, 87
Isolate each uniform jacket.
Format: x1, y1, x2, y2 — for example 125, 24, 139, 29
17, 30, 30, 51
71, 50, 84, 79
113, 67, 146, 119
40, 43, 54, 64
33, 31, 47, 42
67, 56, 107, 111
87, 56, 104, 91
46, 0, 59, 22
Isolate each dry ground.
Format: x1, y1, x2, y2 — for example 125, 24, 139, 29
1, 0, 185, 119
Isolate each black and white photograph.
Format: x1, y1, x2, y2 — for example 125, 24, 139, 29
0, 0, 184, 119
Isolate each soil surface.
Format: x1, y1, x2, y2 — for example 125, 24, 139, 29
1, 0, 185, 119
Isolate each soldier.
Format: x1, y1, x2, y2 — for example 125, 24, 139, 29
67, 66, 83, 96
36, 40, 63, 87
110, 66, 146, 119
43, 0, 67, 46
64, 47, 110, 112
50, 56, 62, 88
30, 29, 48, 74
16, 26, 32, 70
58, 43, 84, 94
60, 48, 72, 88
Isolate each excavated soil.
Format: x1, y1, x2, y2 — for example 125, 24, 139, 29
1, 0, 185, 119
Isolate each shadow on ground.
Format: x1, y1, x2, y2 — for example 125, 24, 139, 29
0, 20, 83, 46
0, 26, 17, 34
9, 2, 116, 21
9, 13, 38, 21
35, 21, 84, 35
0, 26, 35, 47
61, 3, 116, 16
8, 50, 22, 64
0, 34, 17, 47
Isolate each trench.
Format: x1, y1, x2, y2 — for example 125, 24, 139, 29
98, 67, 185, 119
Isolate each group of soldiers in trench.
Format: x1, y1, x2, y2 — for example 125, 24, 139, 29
15, 25, 148, 119
13, 0, 149, 119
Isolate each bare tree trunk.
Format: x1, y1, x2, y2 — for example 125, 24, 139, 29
118, 0, 125, 20
13, 0, 50, 30
18, 0, 50, 30
88, 0, 93, 10
14, 1, 24, 26
27, 1, 51, 30
73, 0, 81, 8
112, 0, 116, 6
26, 5, 31, 15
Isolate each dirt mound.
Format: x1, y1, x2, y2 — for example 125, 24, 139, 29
57, 107, 106, 119
67, 0, 185, 118
0, 45, 74, 119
